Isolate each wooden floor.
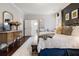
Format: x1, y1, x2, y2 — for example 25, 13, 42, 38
0, 36, 30, 56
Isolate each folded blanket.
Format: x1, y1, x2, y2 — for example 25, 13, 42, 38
38, 48, 79, 56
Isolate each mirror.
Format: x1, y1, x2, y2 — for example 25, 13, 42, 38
2, 11, 13, 31
3, 11, 13, 23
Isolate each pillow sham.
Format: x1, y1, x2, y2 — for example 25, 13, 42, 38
61, 26, 72, 35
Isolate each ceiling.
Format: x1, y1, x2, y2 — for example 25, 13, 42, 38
14, 3, 70, 15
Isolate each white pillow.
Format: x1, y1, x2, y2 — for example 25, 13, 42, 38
72, 26, 79, 36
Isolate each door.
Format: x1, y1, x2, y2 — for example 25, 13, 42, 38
31, 20, 38, 45
24, 20, 38, 36
31, 20, 38, 36
24, 20, 31, 36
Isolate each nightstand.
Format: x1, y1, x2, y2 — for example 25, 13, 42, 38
31, 45, 38, 56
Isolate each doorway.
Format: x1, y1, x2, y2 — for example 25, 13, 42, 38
24, 20, 38, 36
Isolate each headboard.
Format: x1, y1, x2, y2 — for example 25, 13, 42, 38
62, 3, 79, 26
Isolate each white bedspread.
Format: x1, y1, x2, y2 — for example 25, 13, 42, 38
38, 34, 79, 53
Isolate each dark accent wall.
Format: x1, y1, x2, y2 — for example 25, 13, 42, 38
62, 3, 79, 26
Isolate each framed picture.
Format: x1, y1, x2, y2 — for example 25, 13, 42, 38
65, 13, 69, 20
71, 9, 78, 19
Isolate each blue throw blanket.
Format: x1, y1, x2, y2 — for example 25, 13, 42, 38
38, 48, 79, 56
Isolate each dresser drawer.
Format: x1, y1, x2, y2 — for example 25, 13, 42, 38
7, 33, 13, 42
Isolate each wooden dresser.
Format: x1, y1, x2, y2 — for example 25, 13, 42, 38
0, 30, 22, 45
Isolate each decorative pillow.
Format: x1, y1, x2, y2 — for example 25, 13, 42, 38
55, 26, 62, 34
61, 26, 72, 35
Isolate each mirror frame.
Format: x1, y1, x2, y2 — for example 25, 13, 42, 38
3, 11, 13, 23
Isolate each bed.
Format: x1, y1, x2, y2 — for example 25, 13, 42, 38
38, 26, 79, 56
38, 34, 79, 56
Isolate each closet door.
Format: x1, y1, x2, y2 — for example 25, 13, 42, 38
24, 20, 31, 36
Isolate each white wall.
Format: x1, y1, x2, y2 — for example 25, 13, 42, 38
56, 11, 62, 27
24, 14, 56, 32
44, 14, 56, 31
0, 3, 24, 35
